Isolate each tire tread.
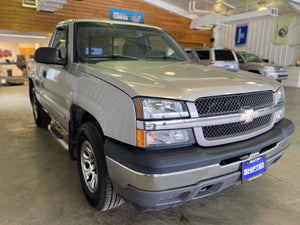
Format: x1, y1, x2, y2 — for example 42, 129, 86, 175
78, 121, 124, 211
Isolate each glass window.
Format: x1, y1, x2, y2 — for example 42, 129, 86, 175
236, 54, 244, 63
196, 51, 209, 60
51, 28, 67, 60
242, 53, 263, 62
214, 50, 235, 61
74, 22, 189, 63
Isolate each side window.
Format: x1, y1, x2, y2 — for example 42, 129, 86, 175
51, 28, 67, 60
196, 51, 209, 60
236, 54, 244, 63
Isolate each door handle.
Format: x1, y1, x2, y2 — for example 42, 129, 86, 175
42, 71, 47, 78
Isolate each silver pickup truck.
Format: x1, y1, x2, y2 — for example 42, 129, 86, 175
29, 19, 294, 211
236, 52, 289, 82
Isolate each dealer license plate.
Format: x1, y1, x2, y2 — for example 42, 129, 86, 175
242, 156, 266, 183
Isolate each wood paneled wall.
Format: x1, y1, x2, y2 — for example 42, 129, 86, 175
0, 0, 212, 48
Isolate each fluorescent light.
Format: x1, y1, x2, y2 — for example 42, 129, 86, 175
0, 34, 47, 39
258, 6, 268, 11
221, 1, 236, 9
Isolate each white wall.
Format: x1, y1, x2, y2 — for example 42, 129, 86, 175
214, 14, 300, 66
0, 42, 20, 63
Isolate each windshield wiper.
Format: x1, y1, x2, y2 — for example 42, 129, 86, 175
146, 55, 185, 61
87, 54, 140, 60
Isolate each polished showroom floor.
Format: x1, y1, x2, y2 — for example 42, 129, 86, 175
0, 84, 299, 225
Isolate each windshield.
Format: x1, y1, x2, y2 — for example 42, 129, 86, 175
74, 22, 190, 63
242, 53, 263, 62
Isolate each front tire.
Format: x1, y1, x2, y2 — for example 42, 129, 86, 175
77, 121, 124, 211
30, 88, 51, 128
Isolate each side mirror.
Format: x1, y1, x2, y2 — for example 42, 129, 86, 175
34, 47, 66, 65
262, 59, 269, 63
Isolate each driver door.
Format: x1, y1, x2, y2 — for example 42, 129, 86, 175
40, 27, 69, 129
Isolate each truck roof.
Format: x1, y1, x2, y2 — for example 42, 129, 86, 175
56, 19, 162, 30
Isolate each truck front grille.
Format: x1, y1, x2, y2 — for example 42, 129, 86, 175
195, 91, 273, 118
278, 74, 288, 79
275, 66, 286, 72
203, 114, 272, 139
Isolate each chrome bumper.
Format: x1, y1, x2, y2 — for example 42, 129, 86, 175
266, 72, 288, 80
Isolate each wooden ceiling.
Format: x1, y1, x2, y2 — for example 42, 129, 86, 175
0, 0, 214, 48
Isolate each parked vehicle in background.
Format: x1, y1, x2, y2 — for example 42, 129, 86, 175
235, 52, 288, 82
185, 47, 239, 70
185, 49, 200, 63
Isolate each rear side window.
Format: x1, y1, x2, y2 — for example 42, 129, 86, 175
214, 50, 235, 61
196, 50, 209, 59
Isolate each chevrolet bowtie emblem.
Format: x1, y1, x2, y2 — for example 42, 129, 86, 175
240, 108, 258, 123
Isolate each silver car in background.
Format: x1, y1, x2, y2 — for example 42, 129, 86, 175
185, 47, 239, 70
236, 52, 288, 82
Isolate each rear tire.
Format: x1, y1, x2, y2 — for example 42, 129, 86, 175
77, 121, 124, 211
30, 88, 51, 128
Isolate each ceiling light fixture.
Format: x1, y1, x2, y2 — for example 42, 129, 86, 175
189, 0, 215, 14
258, 6, 268, 11
0, 34, 48, 39
22, 0, 67, 13
221, 1, 237, 9
22, 0, 38, 8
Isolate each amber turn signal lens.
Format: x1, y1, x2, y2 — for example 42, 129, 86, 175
137, 129, 146, 148
133, 98, 144, 119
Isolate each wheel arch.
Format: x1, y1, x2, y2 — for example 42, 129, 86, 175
68, 105, 104, 160
28, 78, 34, 101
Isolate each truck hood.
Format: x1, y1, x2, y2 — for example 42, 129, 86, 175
245, 62, 282, 68
78, 61, 280, 101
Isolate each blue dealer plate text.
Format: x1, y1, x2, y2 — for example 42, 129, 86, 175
242, 156, 266, 183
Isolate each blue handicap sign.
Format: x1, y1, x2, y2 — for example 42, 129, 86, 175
235, 24, 248, 46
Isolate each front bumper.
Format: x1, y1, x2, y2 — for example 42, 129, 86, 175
265, 72, 288, 80
104, 118, 294, 210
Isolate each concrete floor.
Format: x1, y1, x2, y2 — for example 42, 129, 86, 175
0, 84, 299, 225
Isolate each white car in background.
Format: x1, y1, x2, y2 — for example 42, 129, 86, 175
185, 47, 239, 70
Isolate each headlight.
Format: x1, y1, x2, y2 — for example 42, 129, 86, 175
274, 86, 285, 123
134, 97, 194, 148
274, 107, 285, 123
134, 97, 189, 119
137, 129, 195, 148
275, 86, 285, 104
264, 66, 275, 72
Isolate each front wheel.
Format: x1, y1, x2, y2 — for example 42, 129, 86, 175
30, 88, 51, 128
77, 121, 124, 211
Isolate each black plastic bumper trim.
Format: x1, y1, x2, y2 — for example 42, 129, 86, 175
104, 118, 294, 174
